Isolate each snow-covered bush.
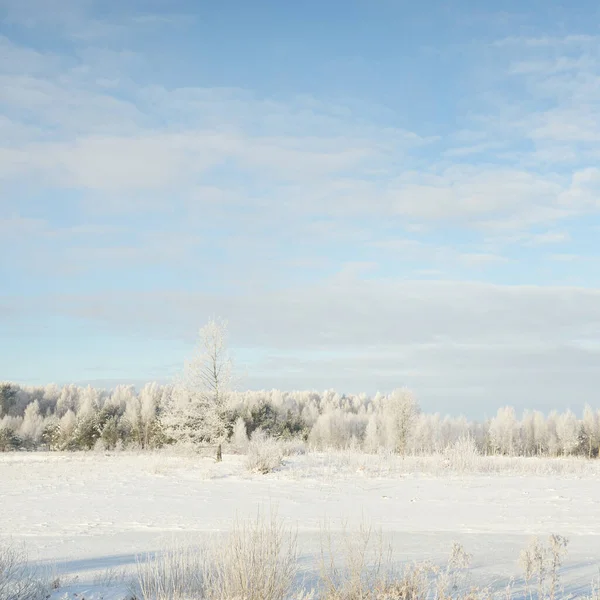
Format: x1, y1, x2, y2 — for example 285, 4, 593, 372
443, 435, 480, 473
204, 513, 297, 600
280, 437, 306, 457
519, 535, 569, 600
245, 429, 284, 474
0, 540, 50, 600
0, 422, 21, 452
137, 544, 205, 600
137, 513, 297, 600
231, 416, 249, 453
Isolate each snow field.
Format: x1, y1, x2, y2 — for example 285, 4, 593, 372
2, 451, 600, 598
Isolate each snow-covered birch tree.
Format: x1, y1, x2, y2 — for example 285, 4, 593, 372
382, 388, 419, 455
161, 318, 233, 460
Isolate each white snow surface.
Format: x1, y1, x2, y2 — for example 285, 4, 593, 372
2, 451, 600, 598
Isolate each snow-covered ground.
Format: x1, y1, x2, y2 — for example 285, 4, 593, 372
2, 451, 600, 598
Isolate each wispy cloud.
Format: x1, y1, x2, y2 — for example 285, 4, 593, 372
2, 3, 600, 409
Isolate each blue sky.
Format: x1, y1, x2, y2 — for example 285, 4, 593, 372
1, 0, 600, 417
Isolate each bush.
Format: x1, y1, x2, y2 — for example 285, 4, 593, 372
137, 544, 205, 600
0, 427, 21, 452
443, 435, 480, 473
137, 512, 297, 600
0, 540, 50, 600
204, 512, 298, 600
245, 429, 284, 474
519, 534, 569, 600
280, 438, 307, 457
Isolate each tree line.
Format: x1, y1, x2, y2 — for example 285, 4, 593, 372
1, 319, 599, 458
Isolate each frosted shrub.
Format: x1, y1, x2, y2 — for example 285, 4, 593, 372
280, 438, 306, 457
0, 541, 50, 600
93, 437, 107, 452
435, 542, 473, 598
443, 435, 480, 473
519, 534, 569, 600
204, 512, 298, 600
137, 544, 205, 600
0, 424, 21, 452
232, 416, 249, 453
138, 513, 297, 600
320, 522, 393, 599
245, 429, 284, 474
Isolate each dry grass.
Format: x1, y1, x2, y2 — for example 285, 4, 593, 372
519, 534, 569, 600
280, 449, 600, 480
137, 543, 205, 600
136, 511, 297, 600
203, 511, 298, 600
316, 526, 578, 600
124, 516, 597, 600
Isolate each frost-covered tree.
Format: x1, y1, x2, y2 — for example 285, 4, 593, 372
41, 415, 61, 450
382, 389, 419, 455
19, 400, 44, 447
545, 411, 561, 457
363, 413, 380, 453
56, 384, 79, 417
58, 410, 77, 450
0, 424, 21, 451
70, 388, 101, 450
581, 405, 600, 458
488, 406, 519, 455
124, 382, 163, 448
308, 409, 366, 449
555, 410, 580, 456
0, 383, 17, 418
2, 376, 600, 460
161, 318, 233, 460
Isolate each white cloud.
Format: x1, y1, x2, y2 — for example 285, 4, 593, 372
3, 30, 600, 231
484, 230, 570, 247
6, 278, 600, 412
18, 279, 599, 361
371, 238, 507, 267
493, 35, 597, 48
3, 9, 600, 412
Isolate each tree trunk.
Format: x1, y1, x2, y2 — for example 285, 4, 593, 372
216, 443, 222, 462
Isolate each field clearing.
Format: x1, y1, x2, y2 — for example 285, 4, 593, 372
2, 451, 600, 598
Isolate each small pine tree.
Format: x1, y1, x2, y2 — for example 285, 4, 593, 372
0, 426, 21, 451
41, 419, 61, 450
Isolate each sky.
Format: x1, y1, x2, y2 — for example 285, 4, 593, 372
1, 0, 600, 418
